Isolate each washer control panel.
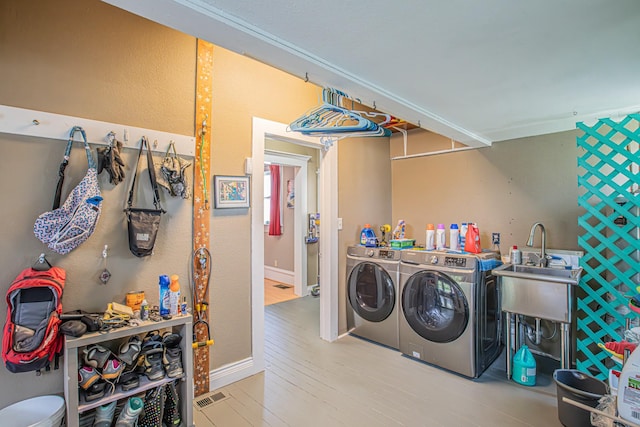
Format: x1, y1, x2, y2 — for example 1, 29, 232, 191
378, 249, 396, 259
444, 256, 467, 267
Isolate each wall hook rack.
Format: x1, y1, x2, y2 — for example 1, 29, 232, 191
0, 105, 196, 157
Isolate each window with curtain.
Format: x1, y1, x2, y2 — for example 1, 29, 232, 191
264, 165, 283, 232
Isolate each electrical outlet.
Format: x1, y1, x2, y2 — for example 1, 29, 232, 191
337, 218, 343, 230
492, 233, 500, 245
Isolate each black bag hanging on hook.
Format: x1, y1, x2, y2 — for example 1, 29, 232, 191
125, 137, 165, 257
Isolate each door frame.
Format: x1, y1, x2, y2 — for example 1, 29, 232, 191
251, 117, 339, 372
264, 150, 310, 298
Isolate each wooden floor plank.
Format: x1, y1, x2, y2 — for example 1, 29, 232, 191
199, 296, 563, 427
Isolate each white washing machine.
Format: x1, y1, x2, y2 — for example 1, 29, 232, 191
346, 245, 401, 350
399, 250, 502, 378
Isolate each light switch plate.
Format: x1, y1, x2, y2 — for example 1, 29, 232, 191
337, 218, 343, 230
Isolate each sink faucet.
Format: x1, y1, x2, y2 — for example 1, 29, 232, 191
526, 222, 547, 267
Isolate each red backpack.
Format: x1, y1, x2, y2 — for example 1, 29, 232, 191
2, 266, 65, 373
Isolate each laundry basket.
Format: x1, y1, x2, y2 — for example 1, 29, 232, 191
554, 369, 608, 427
0, 395, 65, 427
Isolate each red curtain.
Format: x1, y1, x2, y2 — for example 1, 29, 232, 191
268, 165, 282, 236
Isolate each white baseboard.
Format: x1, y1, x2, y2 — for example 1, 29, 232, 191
208, 357, 263, 391
264, 265, 294, 285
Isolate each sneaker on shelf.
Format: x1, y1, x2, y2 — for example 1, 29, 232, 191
78, 365, 100, 390
142, 330, 161, 345
163, 346, 183, 378
93, 400, 117, 427
141, 341, 165, 381
118, 336, 142, 366
161, 332, 182, 348
114, 396, 144, 427
118, 371, 140, 392
84, 380, 106, 402
101, 358, 126, 380
83, 344, 111, 369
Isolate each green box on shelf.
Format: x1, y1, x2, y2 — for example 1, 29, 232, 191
390, 239, 415, 249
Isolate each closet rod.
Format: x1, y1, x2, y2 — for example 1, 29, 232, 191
0, 105, 196, 157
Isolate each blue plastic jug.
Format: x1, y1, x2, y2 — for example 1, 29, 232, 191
360, 224, 377, 247
513, 345, 536, 386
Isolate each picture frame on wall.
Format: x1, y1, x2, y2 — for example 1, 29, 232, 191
213, 175, 250, 209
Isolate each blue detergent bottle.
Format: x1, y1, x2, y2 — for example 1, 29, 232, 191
513, 345, 537, 386
360, 224, 377, 247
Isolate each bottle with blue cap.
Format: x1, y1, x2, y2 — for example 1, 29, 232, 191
360, 224, 377, 247
450, 224, 460, 251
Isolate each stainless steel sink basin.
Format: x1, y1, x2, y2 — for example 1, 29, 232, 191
494, 263, 583, 323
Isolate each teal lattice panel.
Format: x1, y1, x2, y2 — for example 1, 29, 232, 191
576, 114, 640, 379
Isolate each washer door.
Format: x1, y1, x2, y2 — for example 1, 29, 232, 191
402, 270, 469, 343
348, 262, 395, 322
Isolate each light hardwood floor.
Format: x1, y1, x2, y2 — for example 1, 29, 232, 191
264, 278, 299, 306
195, 296, 563, 426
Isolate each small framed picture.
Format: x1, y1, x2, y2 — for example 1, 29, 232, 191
213, 175, 250, 209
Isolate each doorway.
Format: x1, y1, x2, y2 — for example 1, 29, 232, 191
250, 117, 339, 375
263, 149, 314, 305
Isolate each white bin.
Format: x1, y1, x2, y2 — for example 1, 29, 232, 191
0, 395, 65, 427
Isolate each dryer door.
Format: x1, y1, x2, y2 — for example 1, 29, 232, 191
402, 270, 469, 343
348, 262, 395, 322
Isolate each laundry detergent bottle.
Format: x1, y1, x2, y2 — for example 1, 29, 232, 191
618, 346, 640, 423
425, 224, 435, 250
360, 224, 377, 247
512, 345, 536, 386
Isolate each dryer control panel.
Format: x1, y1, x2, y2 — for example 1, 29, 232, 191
444, 256, 467, 267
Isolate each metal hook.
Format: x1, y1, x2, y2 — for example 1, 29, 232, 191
32, 119, 40, 126
304, 72, 309, 83
153, 139, 159, 149
102, 245, 108, 259
107, 131, 116, 145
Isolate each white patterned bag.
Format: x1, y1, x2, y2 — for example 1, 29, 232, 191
34, 126, 103, 255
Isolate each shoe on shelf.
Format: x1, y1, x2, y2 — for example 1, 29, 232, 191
161, 332, 182, 348
78, 365, 100, 390
114, 396, 144, 427
118, 370, 140, 392
84, 381, 106, 402
118, 336, 142, 366
92, 400, 116, 427
142, 330, 161, 345
163, 346, 183, 378
141, 341, 165, 381
83, 344, 111, 369
101, 358, 126, 380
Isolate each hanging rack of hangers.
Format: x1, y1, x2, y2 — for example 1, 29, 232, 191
289, 88, 396, 149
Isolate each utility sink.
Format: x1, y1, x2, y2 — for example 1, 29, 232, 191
494, 263, 583, 323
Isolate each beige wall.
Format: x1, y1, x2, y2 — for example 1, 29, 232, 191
0, 0, 196, 407
391, 129, 581, 253
0, 0, 321, 407
208, 48, 320, 366
338, 136, 393, 333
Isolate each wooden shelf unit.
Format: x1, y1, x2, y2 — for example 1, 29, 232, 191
63, 315, 194, 427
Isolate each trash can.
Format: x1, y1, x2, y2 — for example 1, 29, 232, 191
554, 369, 608, 427
0, 395, 65, 427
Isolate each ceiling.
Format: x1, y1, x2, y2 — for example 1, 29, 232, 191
104, 0, 640, 147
